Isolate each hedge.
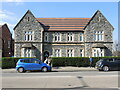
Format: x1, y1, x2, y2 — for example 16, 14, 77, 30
51, 57, 120, 67
2, 56, 120, 69
2, 57, 32, 69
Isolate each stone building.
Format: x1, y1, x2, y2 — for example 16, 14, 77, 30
14, 10, 114, 59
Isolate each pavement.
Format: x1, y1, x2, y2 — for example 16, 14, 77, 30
2, 66, 97, 73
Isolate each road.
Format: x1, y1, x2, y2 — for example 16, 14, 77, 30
2, 71, 119, 90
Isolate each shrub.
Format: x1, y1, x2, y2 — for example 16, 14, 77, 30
2, 57, 32, 69
52, 57, 120, 67
2, 56, 120, 69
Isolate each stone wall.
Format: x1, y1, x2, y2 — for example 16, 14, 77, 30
14, 10, 43, 43
44, 44, 84, 57
14, 10, 43, 58
44, 31, 84, 42
84, 10, 114, 57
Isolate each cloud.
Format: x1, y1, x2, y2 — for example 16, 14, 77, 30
0, 10, 18, 22
0, 10, 18, 36
1, 0, 24, 5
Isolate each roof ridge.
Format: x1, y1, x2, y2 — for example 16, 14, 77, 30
36, 18, 91, 19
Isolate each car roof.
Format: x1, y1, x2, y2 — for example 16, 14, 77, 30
102, 58, 120, 60
19, 58, 38, 60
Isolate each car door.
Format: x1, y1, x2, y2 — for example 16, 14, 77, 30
114, 58, 120, 70
108, 58, 117, 70
23, 59, 32, 70
30, 59, 42, 70
118, 59, 120, 70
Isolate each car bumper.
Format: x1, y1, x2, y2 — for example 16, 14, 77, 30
16, 66, 19, 70
95, 65, 103, 70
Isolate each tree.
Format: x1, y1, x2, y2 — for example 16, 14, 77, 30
113, 40, 120, 56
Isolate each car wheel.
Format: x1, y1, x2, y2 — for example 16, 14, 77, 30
42, 67, 48, 72
18, 67, 25, 73
103, 66, 109, 72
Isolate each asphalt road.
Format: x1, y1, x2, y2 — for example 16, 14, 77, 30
2, 71, 119, 90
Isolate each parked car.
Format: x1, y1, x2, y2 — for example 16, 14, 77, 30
16, 58, 52, 73
95, 58, 120, 71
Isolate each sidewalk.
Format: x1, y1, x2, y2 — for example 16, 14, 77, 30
52, 66, 97, 72
2, 66, 97, 73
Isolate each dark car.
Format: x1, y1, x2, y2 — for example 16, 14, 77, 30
16, 58, 52, 73
95, 58, 120, 71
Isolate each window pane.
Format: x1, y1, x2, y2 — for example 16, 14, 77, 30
80, 49, 83, 57
80, 32, 83, 41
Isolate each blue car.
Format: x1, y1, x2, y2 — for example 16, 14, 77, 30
16, 58, 52, 73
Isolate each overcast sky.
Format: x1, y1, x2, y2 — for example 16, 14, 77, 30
0, 1, 118, 41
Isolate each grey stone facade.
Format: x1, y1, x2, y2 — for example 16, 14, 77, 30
14, 10, 114, 59
84, 10, 114, 57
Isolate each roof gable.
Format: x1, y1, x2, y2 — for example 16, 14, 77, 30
14, 10, 40, 30
84, 10, 114, 30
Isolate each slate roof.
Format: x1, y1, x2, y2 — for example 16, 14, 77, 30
36, 18, 91, 31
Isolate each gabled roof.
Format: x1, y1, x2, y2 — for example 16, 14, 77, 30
0, 24, 11, 33
37, 18, 91, 31
14, 10, 40, 30
84, 10, 114, 30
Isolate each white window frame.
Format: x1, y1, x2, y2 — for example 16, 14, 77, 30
94, 31, 104, 41
67, 49, 74, 57
68, 32, 73, 42
54, 49, 61, 57
92, 48, 104, 57
54, 32, 61, 42
80, 49, 84, 57
80, 32, 83, 41
44, 32, 49, 42
24, 31, 34, 41
23, 48, 35, 57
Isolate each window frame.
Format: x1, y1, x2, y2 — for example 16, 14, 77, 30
80, 32, 83, 41
92, 48, 104, 57
44, 32, 49, 42
54, 32, 61, 42
68, 32, 73, 42
67, 49, 74, 57
24, 31, 34, 41
54, 49, 61, 57
94, 31, 104, 41
80, 49, 84, 57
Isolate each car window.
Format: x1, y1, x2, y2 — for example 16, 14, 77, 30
20, 59, 31, 63
108, 59, 114, 62
24, 59, 30, 63
20, 60, 24, 62
34, 60, 40, 64
114, 59, 120, 62
29, 59, 40, 64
